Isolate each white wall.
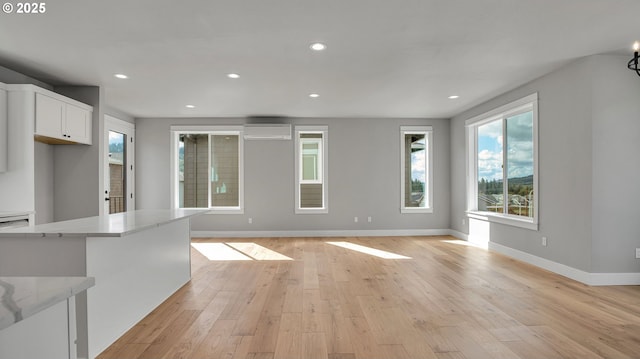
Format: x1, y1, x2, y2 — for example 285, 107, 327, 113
136, 117, 451, 233
450, 55, 640, 275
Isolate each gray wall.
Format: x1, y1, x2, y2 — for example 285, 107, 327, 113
450, 55, 640, 273
590, 55, 640, 273
34, 142, 54, 224
136, 117, 450, 232
0, 65, 52, 89
53, 86, 103, 221
105, 105, 135, 124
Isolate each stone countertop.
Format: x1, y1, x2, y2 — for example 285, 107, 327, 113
0, 276, 95, 331
0, 211, 32, 220
0, 209, 207, 238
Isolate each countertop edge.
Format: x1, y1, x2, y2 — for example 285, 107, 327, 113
0, 209, 208, 238
0, 276, 95, 331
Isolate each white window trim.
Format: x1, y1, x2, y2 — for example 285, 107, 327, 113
465, 93, 539, 230
400, 126, 433, 214
170, 125, 244, 214
295, 126, 328, 214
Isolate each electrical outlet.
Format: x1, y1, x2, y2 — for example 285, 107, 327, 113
354, 217, 358, 223
542, 237, 547, 246
248, 218, 253, 224
367, 216, 372, 223
462, 218, 466, 225
636, 248, 640, 259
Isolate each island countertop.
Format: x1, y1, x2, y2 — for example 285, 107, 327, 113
0, 276, 95, 331
0, 209, 207, 237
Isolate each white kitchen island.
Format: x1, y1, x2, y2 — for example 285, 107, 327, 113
0, 209, 206, 359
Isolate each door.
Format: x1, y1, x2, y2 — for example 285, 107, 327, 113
104, 115, 135, 215
65, 103, 91, 144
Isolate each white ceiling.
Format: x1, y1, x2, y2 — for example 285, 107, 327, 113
1, 0, 639, 119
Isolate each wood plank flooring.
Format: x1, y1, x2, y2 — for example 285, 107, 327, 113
97, 236, 640, 359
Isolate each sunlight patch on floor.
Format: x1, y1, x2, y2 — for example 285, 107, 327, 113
226, 242, 293, 261
191, 242, 293, 261
441, 239, 489, 250
326, 241, 411, 259
191, 242, 253, 261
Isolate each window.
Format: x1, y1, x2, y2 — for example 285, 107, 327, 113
466, 93, 538, 230
400, 126, 433, 213
295, 126, 328, 213
171, 126, 244, 213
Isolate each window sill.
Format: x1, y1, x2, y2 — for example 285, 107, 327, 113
400, 208, 433, 214
207, 209, 244, 215
466, 211, 538, 231
176, 208, 244, 215
295, 208, 329, 215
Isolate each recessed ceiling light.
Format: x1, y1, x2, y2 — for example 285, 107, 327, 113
448, 95, 460, 99
310, 43, 326, 51
185, 105, 196, 109
227, 73, 240, 79
309, 93, 320, 98
114, 74, 128, 79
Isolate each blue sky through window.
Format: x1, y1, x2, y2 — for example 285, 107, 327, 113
477, 112, 533, 181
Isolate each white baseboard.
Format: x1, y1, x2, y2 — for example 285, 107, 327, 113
192, 229, 452, 238
489, 241, 640, 286
446, 229, 469, 241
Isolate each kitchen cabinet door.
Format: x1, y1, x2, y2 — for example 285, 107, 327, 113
35, 93, 65, 141
65, 103, 91, 144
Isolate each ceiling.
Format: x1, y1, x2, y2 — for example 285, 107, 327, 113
1, 0, 639, 119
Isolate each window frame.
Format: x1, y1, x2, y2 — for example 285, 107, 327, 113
465, 93, 539, 230
400, 126, 433, 214
170, 125, 244, 214
300, 137, 323, 184
294, 126, 328, 214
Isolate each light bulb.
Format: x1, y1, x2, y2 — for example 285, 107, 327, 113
633, 42, 640, 52
310, 43, 326, 51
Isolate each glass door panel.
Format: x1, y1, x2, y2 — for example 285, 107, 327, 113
108, 130, 126, 214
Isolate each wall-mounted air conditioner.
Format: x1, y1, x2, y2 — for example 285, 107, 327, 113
243, 123, 291, 140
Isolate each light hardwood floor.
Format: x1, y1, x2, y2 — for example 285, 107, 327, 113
98, 236, 640, 359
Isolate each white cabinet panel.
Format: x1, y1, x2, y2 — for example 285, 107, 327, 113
65, 103, 91, 144
0, 300, 71, 359
35, 93, 92, 145
35, 93, 65, 140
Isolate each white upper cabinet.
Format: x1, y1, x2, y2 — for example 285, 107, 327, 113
35, 93, 64, 139
64, 103, 91, 142
35, 92, 92, 145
